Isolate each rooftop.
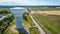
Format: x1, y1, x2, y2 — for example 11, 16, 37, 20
10, 7, 26, 14
0, 15, 7, 20
10, 7, 25, 9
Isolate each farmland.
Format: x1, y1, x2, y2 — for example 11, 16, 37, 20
33, 14, 60, 34
28, 7, 60, 34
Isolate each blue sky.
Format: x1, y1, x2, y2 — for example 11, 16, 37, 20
0, 0, 60, 6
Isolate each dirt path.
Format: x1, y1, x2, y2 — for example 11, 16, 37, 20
31, 11, 60, 15
9, 25, 19, 33
5, 25, 19, 34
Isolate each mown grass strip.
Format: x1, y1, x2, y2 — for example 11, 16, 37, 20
33, 14, 60, 34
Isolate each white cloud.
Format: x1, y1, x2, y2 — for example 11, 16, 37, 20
0, 0, 30, 5
0, 0, 28, 3
0, 0, 6, 2
0, 0, 60, 5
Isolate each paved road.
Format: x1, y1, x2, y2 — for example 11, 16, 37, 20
29, 14, 46, 34
23, 26, 37, 34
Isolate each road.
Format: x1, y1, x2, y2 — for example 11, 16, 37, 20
29, 14, 46, 34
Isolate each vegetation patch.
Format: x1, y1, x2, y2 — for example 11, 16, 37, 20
0, 14, 14, 34
29, 27, 40, 34
30, 8, 60, 11
5, 20, 19, 34
22, 12, 35, 26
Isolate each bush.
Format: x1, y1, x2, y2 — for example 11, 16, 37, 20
0, 10, 10, 14
23, 13, 28, 21
0, 20, 4, 26
0, 14, 14, 33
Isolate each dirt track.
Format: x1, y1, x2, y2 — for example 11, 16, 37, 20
30, 10, 60, 15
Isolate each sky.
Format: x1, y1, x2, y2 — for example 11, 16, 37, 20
0, 0, 60, 6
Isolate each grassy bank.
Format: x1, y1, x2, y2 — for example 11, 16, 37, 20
29, 27, 40, 34
5, 19, 19, 34
22, 12, 35, 26
33, 14, 60, 34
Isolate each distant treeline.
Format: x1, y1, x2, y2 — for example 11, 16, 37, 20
31, 8, 60, 11
0, 10, 10, 14
0, 6, 60, 8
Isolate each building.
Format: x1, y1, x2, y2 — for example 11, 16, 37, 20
0, 14, 2, 18
10, 7, 26, 29
0, 14, 7, 20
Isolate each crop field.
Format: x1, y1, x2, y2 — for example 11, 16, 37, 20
31, 7, 60, 11
33, 14, 60, 34
29, 27, 40, 34
0, 8, 9, 11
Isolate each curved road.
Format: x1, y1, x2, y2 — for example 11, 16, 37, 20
29, 14, 46, 34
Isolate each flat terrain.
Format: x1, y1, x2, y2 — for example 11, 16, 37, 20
29, 14, 45, 34
33, 14, 60, 34
31, 11, 60, 15
29, 8, 60, 34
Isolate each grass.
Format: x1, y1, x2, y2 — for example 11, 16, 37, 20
30, 8, 60, 11
5, 28, 19, 34
29, 27, 40, 34
0, 8, 9, 11
5, 19, 19, 34
22, 13, 35, 26
33, 14, 60, 34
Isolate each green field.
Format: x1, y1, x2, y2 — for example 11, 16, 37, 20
30, 7, 60, 11
33, 14, 60, 34
0, 8, 9, 11
29, 27, 40, 34
22, 12, 35, 26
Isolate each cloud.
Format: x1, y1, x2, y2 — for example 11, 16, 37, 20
0, 0, 60, 6
0, 0, 6, 2
0, 0, 30, 5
